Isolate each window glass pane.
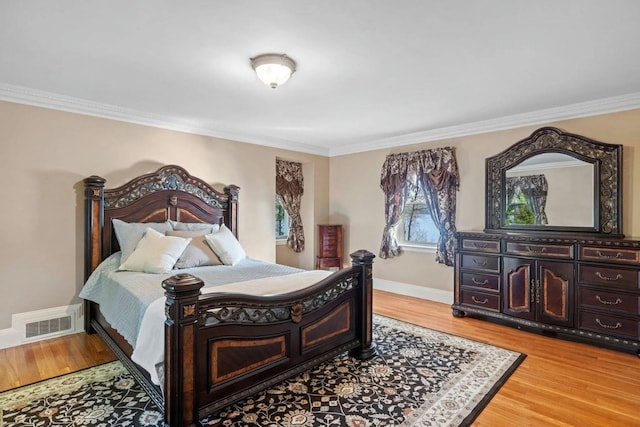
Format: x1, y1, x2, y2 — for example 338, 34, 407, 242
275, 196, 289, 239
399, 173, 439, 245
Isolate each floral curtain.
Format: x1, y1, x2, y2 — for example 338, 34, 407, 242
379, 154, 410, 259
506, 175, 548, 225
379, 147, 459, 265
276, 160, 305, 252
416, 148, 459, 266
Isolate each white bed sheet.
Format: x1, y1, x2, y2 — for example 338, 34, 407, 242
80, 253, 331, 385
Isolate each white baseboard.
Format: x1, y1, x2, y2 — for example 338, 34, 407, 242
0, 304, 84, 350
373, 278, 453, 305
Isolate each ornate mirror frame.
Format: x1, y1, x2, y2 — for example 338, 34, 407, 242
485, 127, 623, 236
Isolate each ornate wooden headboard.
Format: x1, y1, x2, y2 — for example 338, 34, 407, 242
84, 165, 239, 280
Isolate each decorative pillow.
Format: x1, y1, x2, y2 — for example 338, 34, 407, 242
112, 219, 173, 265
166, 230, 223, 268
118, 228, 191, 273
204, 224, 246, 266
169, 220, 220, 234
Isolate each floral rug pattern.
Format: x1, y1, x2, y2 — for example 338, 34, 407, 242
0, 315, 524, 426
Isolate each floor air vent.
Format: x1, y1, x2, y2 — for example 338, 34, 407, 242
10, 304, 82, 345
25, 316, 72, 338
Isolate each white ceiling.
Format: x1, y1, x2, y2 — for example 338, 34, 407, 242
1, 1, 639, 156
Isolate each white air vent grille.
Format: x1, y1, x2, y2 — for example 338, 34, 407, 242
10, 303, 83, 345
25, 316, 72, 338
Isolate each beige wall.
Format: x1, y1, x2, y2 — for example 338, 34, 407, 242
0, 101, 329, 329
330, 109, 640, 294
2, 99, 639, 331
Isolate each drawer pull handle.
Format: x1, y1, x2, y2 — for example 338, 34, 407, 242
595, 318, 623, 330
596, 251, 623, 259
471, 278, 489, 286
525, 246, 546, 254
595, 295, 623, 305
595, 272, 623, 281
472, 242, 489, 249
472, 259, 488, 267
471, 296, 489, 305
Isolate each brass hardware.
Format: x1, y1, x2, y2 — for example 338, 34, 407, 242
595, 318, 623, 329
595, 295, 623, 305
472, 259, 488, 267
595, 272, 623, 281
183, 304, 196, 318
525, 246, 546, 254
471, 278, 489, 286
535, 279, 540, 304
471, 296, 489, 305
596, 251, 623, 259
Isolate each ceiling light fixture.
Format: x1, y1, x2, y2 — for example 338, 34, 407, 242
250, 53, 296, 89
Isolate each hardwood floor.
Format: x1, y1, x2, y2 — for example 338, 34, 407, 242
1, 290, 638, 426
0, 330, 116, 391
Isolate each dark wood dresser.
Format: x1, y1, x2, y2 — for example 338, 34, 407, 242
316, 224, 343, 269
453, 232, 640, 354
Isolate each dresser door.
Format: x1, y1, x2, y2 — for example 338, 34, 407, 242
537, 261, 574, 327
503, 257, 535, 321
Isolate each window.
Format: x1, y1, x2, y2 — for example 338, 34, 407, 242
275, 195, 289, 240
399, 174, 439, 247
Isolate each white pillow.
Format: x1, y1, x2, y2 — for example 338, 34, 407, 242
119, 228, 191, 273
204, 224, 246, 266
166, 229, 223, 268
169, 220, 221, 234
112, 219, 173, 265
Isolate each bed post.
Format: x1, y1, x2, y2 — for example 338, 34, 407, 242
83, 175, 106, 334
349, 249, 377, 360
162, 273, 204, 427
224, 184, 240, 237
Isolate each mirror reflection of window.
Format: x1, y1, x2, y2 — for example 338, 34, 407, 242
505, 190, 536, 225
505, 175, 548, 225
505, 153, 594, 228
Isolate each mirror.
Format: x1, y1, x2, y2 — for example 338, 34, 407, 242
485, 127, 623, 236
505, 153, 594, 227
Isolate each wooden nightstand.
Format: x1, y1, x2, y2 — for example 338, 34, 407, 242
316, 224, 343, 270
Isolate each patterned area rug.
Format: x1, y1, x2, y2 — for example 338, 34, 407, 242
0, 315, 525, 426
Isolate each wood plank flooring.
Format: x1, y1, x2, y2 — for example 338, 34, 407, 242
1, 290, 638, 426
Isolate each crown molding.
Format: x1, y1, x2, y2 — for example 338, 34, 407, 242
0, 82, 330, 156
1, 82, 638, 158
329, 92, 640, 156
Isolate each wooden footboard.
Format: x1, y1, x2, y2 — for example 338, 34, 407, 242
163, 250, 376, 426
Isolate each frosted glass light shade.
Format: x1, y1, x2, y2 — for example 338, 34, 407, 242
251, 54, 296, 89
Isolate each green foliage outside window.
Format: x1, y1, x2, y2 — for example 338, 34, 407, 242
505, 192, 535, 225
275, 196, 289, 239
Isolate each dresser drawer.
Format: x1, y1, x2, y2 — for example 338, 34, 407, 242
578, 287, 639, 315
461, 238, 500, 253
461, 290, 500, 311
461, 272, 500, 291
505, 242, 574, 259
579, 311, 639, 340
579, 265, 640, 290
461, 254, 500, 273
579, 246, 640, 265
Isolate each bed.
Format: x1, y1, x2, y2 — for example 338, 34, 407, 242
81, 164, 376, 427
